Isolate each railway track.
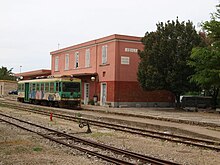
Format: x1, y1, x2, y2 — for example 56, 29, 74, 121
1, 101, 220, 152
0, 112, 179, 165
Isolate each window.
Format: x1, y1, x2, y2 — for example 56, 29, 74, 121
36, 83, 40, 91
121, 56, 130, 65
102, 45, 107, 64
50, 82, 54, 92
62, 82, 80, 92
45, 83, 49, 92
55, 56, 59, 71
75, 52, 79, 68
65, 54, 69, 70
56, 82, 61, 92
18, 84, 22, 91
85, 49, 90, 67
41, 83, 44, 91
32, 83, 36, 91
29, 84, 32, 92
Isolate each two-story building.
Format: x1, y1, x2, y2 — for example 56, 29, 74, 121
50, 34, 175, 107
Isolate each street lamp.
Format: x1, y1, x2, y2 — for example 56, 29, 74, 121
91, 76, 95, 81
19, 66, 22, 74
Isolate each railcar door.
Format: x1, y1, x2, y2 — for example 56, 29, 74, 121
24, 83, 29, 102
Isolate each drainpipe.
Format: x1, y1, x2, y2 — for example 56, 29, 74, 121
116, 39, 120, 107
95, 40, 98, 100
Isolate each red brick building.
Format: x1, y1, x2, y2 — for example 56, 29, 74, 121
50, 34, 175, 107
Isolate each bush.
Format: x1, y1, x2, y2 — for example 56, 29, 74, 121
88, 99, 94, 105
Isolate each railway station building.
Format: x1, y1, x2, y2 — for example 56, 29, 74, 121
50, 34, 175, 107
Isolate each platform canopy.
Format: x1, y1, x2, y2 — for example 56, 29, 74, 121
15, 69, 51, 80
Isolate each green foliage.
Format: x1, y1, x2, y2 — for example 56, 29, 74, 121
33, 146, 43, 152
0, 66, 16, 80
184, 91, 200, 96
138, 18, 202, 104
189, 47, 220, 87
88, 99, 95, 105
203, 4, 220, 45
188, 3, 220, 107
75, 112, 82, 123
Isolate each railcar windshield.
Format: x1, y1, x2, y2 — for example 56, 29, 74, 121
62, 82, 80, 92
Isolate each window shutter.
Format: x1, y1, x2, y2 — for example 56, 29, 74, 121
102, 45, 107, 64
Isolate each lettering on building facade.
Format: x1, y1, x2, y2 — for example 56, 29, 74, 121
125, 48, 138, 53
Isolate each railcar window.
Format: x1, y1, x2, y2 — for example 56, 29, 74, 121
50, 82, 54, 92
30, 84, 32, 91
56, 82, 61, 92
32, 83, 36, 91
62, 82, 80, 92
45, 83, 49, 92
41, 83, 44, 91
22, 84, 24, 91
18, 84, 21, 91
36, 83, 40, 91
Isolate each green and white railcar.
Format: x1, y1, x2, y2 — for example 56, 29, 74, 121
17, 77, 81, 108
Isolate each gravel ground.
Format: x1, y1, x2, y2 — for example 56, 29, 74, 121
0, 124, 106, 165
1, 106, 220, 165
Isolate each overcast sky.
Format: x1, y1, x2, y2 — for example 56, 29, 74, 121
0, 0, 218, 73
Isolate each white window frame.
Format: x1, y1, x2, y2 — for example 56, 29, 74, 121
75, 52, 79, 68
121, 56, 130, 65
65, 54, 69, 70
102, 45, 107, 64
85, 49, 90, 67
55, 56, 59, 71
100, 82, 107, 106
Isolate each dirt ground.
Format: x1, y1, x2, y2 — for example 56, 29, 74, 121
0, 123, 106, 165
1, 106, 220, 165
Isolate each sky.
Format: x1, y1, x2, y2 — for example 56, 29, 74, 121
0, 0, 218, 73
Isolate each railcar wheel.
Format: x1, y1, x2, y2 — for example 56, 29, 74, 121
48, 101, 54, 107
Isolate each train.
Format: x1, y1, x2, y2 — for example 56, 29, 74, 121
17, 76, 81, 109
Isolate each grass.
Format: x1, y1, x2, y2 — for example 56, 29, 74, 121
90, 132, 113, 138
33, 146, 43, 152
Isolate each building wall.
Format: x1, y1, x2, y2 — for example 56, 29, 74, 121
115, 39, 144, 82
93, 41, 116, 82
0, 80, 17, 96
51, 38, 117, 81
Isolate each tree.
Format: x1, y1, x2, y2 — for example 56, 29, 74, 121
188, 4, 220, 107
0, 66, 16, 81
138, 18, 203, 107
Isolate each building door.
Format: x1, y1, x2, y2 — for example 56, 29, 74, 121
100, 83, 107, 106
84, 83, 90, 105
24, 83, 29, 102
